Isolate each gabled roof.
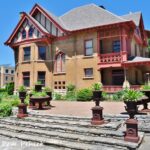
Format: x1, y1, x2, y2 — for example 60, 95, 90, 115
121, 12, 141, 26
59, 4, 127, 31
5, 12, 49, 45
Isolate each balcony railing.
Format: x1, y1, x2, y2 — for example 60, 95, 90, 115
103, 85, 141, 93
99, 51, 127, 64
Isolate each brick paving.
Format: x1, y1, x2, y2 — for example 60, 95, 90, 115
40, 101, 145, 117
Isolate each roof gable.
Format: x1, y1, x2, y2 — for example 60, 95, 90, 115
5, 13, 49, 45
121, 12, 141, 26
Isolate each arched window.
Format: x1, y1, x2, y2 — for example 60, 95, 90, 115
22, 29, 26, 39
55, 52, 65, 73
28, 27, 34, 38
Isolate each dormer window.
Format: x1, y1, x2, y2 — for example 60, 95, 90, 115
22, 29, 26, 39
28, 27, 34, 38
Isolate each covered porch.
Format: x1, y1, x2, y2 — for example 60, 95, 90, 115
101, 57, 150, 93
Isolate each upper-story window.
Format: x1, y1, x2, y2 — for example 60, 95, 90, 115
28, 27, 34, 38
5, 69, 9, 74
38, 46, 46, 60
113, 40, 120, 52
11, 70, 14, 74
55, 53, 65, 73
23, 47, 31, 61
22, 29, 26, 39
85, 40, 93, 56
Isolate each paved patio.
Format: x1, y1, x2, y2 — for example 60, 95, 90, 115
39, 101, 146, 117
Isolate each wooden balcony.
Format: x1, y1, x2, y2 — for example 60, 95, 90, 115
98, 51, 127, 68
103, 85, 141, 93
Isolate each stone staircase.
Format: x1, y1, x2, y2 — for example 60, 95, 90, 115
0, 112, 148, 150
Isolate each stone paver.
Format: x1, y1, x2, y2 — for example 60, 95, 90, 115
36, 101, 147, 117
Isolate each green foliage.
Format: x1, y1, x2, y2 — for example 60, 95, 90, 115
122, 89, 144, 102
112, 90, 127, 101
76, 88, 92, 101
5, 82, 14, 95
0, 102, 12, 117
65, 91, 76, 101
35, 81, 42, 85
92, 83, 103, 91
101, 92, 110, 101
43, 87, 52, 92
142, 84, 150, 90
18, 85, 26, 92
67, 84, 76, 92
32, 91, 47, 98
0, 88, 6, 92
54, 93, 62, 100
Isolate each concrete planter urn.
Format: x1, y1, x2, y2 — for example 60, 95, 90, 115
17, 86, 28, 118
124, 101, 137, 119
140, 90, 150, 112
123, 89, 144, 143
91, 83, 104, 125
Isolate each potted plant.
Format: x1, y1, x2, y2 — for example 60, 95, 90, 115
123, 89, 144, 118
18, 85, 27, 99
92, 83, 103, 98
35, 81, 42, 92
43, 87, 52, 97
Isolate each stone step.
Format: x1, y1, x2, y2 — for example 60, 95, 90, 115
20, 116, 122, 131
0, 117, 123, 137
0, 120, 143, 150
0, 129, 114, 150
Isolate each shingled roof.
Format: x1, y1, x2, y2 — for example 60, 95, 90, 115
59, 4, 127, 31
121, 12, 141, 26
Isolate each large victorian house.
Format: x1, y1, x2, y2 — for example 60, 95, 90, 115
5, 3, 150, 93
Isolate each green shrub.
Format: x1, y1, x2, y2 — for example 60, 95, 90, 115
10, 98, 20, 107
0, 88, 6, 92
32, 91, 47, 98
65, 91, 76, 101
43, 87, 52, 92
0, 102, 12, 117
112, 90, 126, 101
102, 92, 110, 101
67, 84, 76, 92
54, 93, 62, 100
5, 82, 14, 95
0, 97, 2, 103
76, 88, 92, 101
18, 85, 26, 92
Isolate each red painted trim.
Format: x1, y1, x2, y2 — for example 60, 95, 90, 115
30, 4, 68, 33
5, 13, 49, 45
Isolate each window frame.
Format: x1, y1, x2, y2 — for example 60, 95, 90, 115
37, 71, 46, 86
112, 40, 121, 52
55, 52, 65, 73
23, 47, 31, 61
28, 27, 34, 38
84, 39, 93, 56
22, 29, 26, 39
22, 72, 30, 87
38, 46, 46, 60
84, 68, 93, 77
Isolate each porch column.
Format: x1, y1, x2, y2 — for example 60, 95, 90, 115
122, 28, 127, 52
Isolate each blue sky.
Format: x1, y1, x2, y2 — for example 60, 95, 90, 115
0, 0, 150, 66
